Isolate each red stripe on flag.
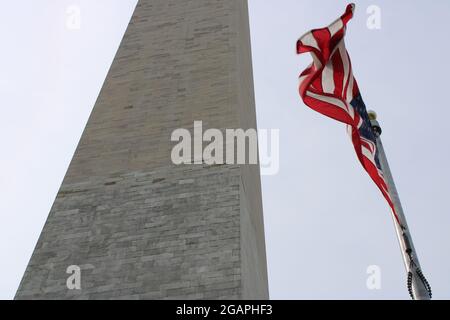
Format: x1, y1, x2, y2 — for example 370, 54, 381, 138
332, 50, 345, 97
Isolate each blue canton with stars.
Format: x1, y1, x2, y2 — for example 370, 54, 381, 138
350, 94, 382, 171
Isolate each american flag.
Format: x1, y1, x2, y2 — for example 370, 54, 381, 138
297, 4, 400, 224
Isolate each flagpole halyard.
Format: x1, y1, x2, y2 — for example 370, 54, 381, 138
368, 111, 432, 300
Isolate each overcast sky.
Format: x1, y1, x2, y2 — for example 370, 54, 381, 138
1, 0, 450, 300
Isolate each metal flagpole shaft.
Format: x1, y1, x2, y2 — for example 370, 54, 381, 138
368, 111, 431, 300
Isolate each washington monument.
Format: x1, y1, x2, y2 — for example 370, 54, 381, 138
15, 0, 269, 299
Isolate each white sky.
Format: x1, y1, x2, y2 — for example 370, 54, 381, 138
1, 0, 450, 300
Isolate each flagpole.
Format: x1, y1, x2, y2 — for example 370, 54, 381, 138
368, 111, 432, 300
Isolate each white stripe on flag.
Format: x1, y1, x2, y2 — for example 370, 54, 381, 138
328, 18, 344, 38
339, 42, 350, 98
362, 146, 377, 166
322, 63, 335, 94
311, 52, 322, 69
346, 72, 355, 103
299, 32, 320, 52
306, 91, 348, 113
346, 101, 355, 120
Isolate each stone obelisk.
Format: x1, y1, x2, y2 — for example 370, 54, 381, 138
15, 0, 269, 300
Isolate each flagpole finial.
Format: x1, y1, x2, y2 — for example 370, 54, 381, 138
368, 111, 382, 136
368, 110, 378, 121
